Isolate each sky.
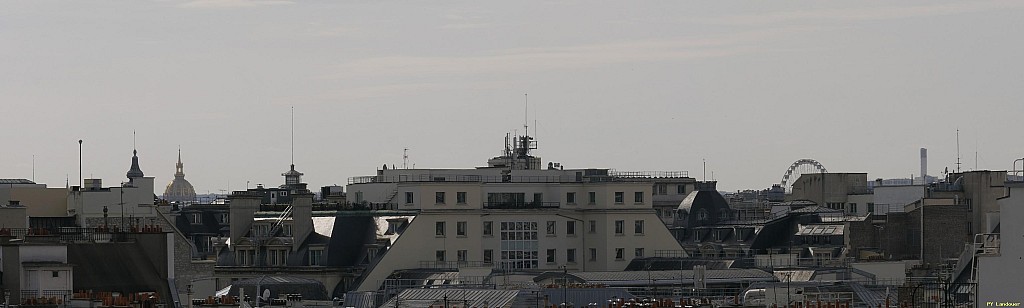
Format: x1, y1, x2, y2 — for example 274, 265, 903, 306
2, 0, 1023, 193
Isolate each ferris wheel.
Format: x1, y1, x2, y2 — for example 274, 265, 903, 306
780, 159, 828, 192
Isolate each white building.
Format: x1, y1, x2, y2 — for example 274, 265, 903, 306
349, 133, 688, 291
975, 181, 1024, 302
0, 244, 74, 303
68, 149, 159, 228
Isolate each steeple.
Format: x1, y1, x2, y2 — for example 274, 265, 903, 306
127, 149, 145, 179
175, 147, 185, 178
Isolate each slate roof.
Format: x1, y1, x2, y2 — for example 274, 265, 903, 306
555, 269, 775, 286
379, 289, 520, 308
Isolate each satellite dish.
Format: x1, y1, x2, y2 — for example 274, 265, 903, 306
262, 289, 271, 301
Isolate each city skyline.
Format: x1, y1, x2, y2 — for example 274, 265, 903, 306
3, 1, 1024, 192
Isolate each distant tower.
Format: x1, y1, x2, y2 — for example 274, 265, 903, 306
164, 148, 197, 203
126, 149, 145, 182
920, 148, 928, 185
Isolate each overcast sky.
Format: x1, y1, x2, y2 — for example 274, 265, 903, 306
2, 0, 1023, 193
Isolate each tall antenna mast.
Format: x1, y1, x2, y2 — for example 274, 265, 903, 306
291, 106, 295, 165
403, 148, 409, 169
956, 128, 961, 173
524, 93, 529, 137
32, 154, 35, 182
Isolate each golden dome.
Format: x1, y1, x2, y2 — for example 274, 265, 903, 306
163, 149, 196, 203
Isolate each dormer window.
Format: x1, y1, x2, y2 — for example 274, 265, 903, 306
697, 209, 709, 221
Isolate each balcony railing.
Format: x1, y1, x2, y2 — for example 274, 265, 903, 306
608, 170, 689, 178
483, 201, 560, 209
418, 260, 494, 269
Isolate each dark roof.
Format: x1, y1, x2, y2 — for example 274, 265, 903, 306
677, 190, 731, 213
326, 216, 377, 267
624, 258, 734, 271
0, 179, 35, 184
67, 242, 171, 302
380, 289, 520, 308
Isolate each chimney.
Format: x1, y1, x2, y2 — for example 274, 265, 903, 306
290, 191, 314, 251
228, 191, 261, 246
920, 148, 928, 185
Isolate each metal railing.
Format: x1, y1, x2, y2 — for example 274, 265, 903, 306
608, 170, 689, 178
418, 260, 494, 269
21, 290, 71, 304
0, 227, 151, 243
349, 172, 691, 185
483, 201, 560, 209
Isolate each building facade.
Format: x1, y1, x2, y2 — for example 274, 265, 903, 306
348, 133, 688, 292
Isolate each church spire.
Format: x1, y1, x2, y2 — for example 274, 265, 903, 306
175, 146, 185, 178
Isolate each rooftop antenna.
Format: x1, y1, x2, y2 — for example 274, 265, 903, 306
524, 93, 529, 137
403, 147, 411, 168
956, 128, 961, 173
703, 158, 707, 181
32, 154, 35, 182
78, 139, 83, 188
291, 106, 295, 165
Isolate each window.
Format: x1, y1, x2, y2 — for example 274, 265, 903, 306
614, 192, 624, 204
435, 250, 446, 262
614, 220, 624, 235
566, 192, 576, 204
697, 209, 709, 221
405, 192, 414, 204
566, 221, 576, 236
457, 221, 467, 237
634, 192, 644, 203
656, 184, 667, 195
268, 249, 287, 266
588, 192, 597, 204
546, 249, 556, 263
52, 271, 59, 278
533, 193, 543, 205
483, 221, 493, 236
500, 222, 539, 269
546, 221, 556, 236
635, 248, 644, 257
457, 250, 468, 262
483, 249, 493, 264
868, 203, 875, 214
666, 209, 673, 218
436, 192, 446, 204
456, 192, 467, 204
589, 248, 597, 261
615, 248, 625, 260
677, 185, 686, 195
567, 249, 577, 263
435, 221, 445, 237
589, 220, 597, 233
219, 213, 229, 224
849, 203, 858, 214
189, 213, 201, 224
634, 220, 645, 235
309, 248, 324, 265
